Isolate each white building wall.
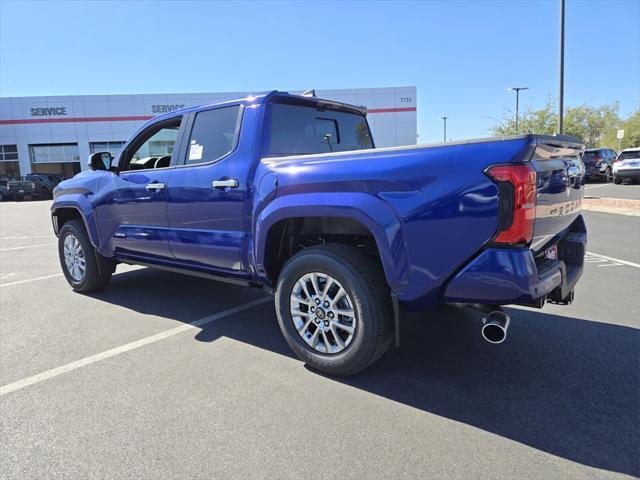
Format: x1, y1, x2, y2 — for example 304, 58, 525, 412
0, 87, 417, 178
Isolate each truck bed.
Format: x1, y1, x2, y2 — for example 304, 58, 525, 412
261, 133, 584, 307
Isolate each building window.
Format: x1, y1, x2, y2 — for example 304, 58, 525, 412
0, 144, 18, 161
90, 141, 125, 157
148, 140, 176, 156
0, 163, 20, 179
29, 144, 80, 163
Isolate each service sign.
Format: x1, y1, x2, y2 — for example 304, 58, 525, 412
30, 107, 67, 116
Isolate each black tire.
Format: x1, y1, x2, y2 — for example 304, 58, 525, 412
605, 168, 612, 183
275, 244, 392, 376
613, 177, 622, 185
58, 219, 113, 292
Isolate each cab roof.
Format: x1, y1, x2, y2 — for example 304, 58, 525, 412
147, 90, 368, 124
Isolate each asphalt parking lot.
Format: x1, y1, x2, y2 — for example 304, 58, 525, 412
1, 200, 638, 480
584, 181, 640, 200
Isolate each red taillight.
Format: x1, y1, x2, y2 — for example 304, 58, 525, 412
486, 164, 537, 244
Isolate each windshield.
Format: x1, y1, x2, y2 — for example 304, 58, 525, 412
268, 103, 374, 156
618, 150, 640, 160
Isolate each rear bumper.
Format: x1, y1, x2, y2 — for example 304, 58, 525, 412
614, 169, 640, 179
585, 166, 606, 177
444, 216, 586, 305
7, 191, 36, 200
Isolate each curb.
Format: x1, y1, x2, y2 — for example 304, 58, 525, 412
582, 197, 640, 217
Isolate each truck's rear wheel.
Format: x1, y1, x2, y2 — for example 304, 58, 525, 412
58, 220, 113, 292
275, 244, 392, 376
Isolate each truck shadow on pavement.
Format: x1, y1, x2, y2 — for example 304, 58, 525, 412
89, 267, 639, 478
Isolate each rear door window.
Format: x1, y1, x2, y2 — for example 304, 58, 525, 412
268, 103, 373, 155
184, 106, 241, 166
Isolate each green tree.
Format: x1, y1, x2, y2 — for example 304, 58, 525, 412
602, 109, 640, 151
490, 98, 557, 136
564, 103, 620, 148
490, 99, 639, 150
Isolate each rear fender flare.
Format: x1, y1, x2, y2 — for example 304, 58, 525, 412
254, 192, 409, 293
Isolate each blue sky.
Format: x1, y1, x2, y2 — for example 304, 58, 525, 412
0, 0, 638, 142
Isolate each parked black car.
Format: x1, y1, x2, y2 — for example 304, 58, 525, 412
581, 148, 617, 182
6, 174, 62, 200
0, 178, 11, 201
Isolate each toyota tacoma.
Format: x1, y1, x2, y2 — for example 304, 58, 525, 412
51, 91, 587, 375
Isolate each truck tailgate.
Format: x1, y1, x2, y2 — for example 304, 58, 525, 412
443, 135, 586, 306
529, 137, 584, 254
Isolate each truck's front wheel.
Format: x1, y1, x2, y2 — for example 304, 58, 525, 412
58, 220, 113, 292
275, 244, 392, 376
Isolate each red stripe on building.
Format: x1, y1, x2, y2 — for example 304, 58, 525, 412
0, 107, 416, 126
367, 107, 416, 114
0, 115, 154, 125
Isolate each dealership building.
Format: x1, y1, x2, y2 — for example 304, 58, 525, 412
0, 86, 417, 180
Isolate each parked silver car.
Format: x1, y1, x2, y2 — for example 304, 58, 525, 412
613, 148, 640, 184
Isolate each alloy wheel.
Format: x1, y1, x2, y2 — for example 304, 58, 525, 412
290, 272, 356, 354
63, 234, 86, 282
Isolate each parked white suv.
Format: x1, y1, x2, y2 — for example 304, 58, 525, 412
613, 148, 640, 184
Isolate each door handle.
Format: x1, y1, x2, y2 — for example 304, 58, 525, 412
145, 182, 166, 191
211, 179, 239, 189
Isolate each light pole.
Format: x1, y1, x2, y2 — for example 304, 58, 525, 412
441, 116, 449, 142
507, 87, 529, 133
558, 0, 565, 134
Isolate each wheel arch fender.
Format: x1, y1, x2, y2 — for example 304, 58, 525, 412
253, 192, 409, 293
51, 195, 101, 250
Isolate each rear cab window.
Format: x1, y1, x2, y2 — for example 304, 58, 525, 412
267, 99, 374, 156
618, 150, 640, 161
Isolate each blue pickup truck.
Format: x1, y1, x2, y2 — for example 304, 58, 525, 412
51, 91, 586, 375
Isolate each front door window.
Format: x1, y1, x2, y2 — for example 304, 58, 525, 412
121, 117, 183, 171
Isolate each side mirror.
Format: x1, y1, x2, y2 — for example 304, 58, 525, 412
88, 152, 113, 171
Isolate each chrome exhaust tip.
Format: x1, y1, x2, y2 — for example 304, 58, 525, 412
481, 310, 510, 344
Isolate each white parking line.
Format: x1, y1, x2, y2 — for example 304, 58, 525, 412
586, 251, 640, 269
0, 273, 63, 287
0, 296, 272, 396
0, 243, 56, 252
0, 235, 54, 240
584, 184, 611, 190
